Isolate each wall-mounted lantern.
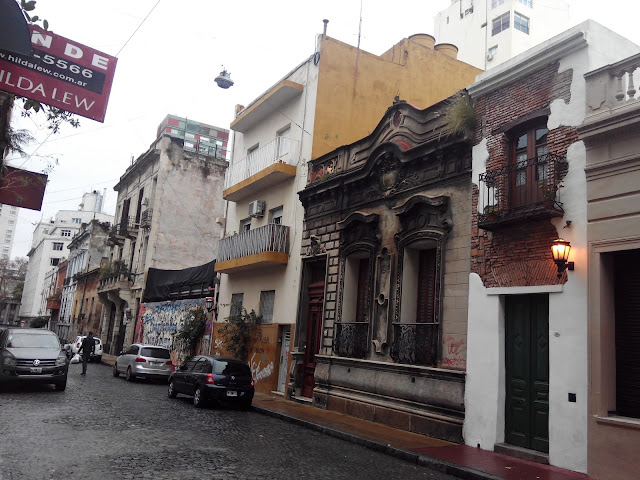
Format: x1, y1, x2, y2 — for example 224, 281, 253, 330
205, 296, 215, 312
552, 238, 574, 278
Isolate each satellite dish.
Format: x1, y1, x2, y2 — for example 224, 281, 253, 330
214, 66, 234, 89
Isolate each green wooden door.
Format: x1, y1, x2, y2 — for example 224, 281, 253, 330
505, 294, 549, 453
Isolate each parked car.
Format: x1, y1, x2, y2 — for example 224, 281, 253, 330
0, 328, 68, 391
113, 344, 172, 382
70, 336, 103, 362
168, 355, 254, 409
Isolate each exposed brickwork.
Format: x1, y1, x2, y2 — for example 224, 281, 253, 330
472, 62, 576, 287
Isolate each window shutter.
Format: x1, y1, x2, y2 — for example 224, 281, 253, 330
417, 249, 437, 323
355, 258, 369, 323
615, 249, 640, 418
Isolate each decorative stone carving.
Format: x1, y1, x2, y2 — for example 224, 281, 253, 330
372, 247, 392, 355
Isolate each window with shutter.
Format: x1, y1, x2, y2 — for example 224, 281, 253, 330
355, 258, 370, 323
614, 248, 640, 418
416, 249, 437, 323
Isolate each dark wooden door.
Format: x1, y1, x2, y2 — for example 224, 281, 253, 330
511, 127, 548, 208
505, 294, 549, 453
302, 281, 325, 398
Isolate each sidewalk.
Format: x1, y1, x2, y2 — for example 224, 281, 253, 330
101, 355, 592, 480
252, 392, 594, 480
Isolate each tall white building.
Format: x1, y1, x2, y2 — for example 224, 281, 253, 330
434, 0, 569, 70
0, 203, 19, 259
19, 191, 113, 323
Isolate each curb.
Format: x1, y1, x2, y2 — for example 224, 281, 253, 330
252, 404, 504, 480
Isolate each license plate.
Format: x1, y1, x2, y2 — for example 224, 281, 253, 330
226, 390, 237, 397
30, 367, 42, 373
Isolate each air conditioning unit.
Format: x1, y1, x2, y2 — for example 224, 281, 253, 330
141, 197, 149, 206
248, 200, 265, 218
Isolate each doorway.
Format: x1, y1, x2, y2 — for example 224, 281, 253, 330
277, 326, 291, 393
301, 281, 325, 398
505, 294, 549, 453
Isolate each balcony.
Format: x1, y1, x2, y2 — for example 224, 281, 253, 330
215, 224, 290, 274
223, 137, 298, 202
230, 80, 304, 133
140, 209, 153, 229
390, 322, 438, 366
98, 271, 132, 294
333, 322, 369, 359
477, 153, 566, 231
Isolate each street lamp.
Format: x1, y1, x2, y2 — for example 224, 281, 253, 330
551, 238, 574, 278
214, 67, 234, 89
205, 297, 214, 312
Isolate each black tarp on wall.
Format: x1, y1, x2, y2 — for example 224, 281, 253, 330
144, 259, 216, 302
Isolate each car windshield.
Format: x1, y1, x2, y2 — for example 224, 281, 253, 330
140, 347, 170, 359
6, 333, 60, 349
214, 360, 251, 376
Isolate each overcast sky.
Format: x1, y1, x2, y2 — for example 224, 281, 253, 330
5, 0, 639, 259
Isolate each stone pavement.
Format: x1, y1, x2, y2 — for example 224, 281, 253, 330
102, 354, 595, 480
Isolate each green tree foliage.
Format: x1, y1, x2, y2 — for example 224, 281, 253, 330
217, 308, 261, 361
175, 306, 207, 357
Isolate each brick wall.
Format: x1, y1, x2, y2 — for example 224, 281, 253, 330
472, 62, 577, 287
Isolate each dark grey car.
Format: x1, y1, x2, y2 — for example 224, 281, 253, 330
168, 355, 254, 409
0, 328, 69, 391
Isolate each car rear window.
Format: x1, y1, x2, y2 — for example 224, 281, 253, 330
7, 333, 59, 349
93, 338, 101, 345
213, 360, 251, 376
140, 347, 170, 359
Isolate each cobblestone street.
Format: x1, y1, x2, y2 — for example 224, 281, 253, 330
0, 363, 460, 480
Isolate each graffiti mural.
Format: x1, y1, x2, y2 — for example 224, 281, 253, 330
136, 298, 205, 362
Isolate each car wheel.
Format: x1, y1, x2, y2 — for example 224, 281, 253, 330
126, 367, 136, 382
95, 356, 102, 364
54, 380, 67, 391
193, 386, 206, 408
168, 380, 177, 398
112, 363, 119, 377
239, 398, 252, 410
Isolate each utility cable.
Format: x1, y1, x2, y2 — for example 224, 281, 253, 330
116, 0, 161, 57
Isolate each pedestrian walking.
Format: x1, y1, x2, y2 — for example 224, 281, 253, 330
78, 332, 95, 375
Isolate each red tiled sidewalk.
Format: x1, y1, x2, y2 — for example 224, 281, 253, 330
415, 445, 593, 480
252, 392, 596, 480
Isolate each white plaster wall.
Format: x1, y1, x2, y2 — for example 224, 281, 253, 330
219, 57, 319, 328
463, 273, 505, 450
463, 21, 640, 472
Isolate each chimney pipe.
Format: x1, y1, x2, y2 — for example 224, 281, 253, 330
323, 19, 329, 36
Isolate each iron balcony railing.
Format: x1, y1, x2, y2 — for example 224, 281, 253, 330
224, 137, 298, 189
390, 322, 438, 366
333, 322, 369, 359
477, 153, 566, 228
141, 209, 153, 228
217, 223, 290, 262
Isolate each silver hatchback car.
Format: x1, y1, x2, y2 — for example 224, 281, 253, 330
113, 344, 172, 382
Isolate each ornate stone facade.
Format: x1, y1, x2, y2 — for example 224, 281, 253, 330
297, 97, 473, 441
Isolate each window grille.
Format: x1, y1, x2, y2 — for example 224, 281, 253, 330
259, 290, 275, 323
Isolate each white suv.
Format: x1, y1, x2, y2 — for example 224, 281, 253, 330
70, 336, 103, 363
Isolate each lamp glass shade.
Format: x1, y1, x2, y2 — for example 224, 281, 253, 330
205, 297, 214, 310
552, 238, 571, 262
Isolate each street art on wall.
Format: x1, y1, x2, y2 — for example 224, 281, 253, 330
135, 298, 205, 362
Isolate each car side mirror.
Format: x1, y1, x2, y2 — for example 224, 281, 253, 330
179, 364, 188, 371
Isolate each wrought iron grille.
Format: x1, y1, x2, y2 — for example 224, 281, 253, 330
333, 322, 369, 359
390, 322, 438, 366
141, 209, 153, 228
217, 224, 290, 262
477, 153, 566, 227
